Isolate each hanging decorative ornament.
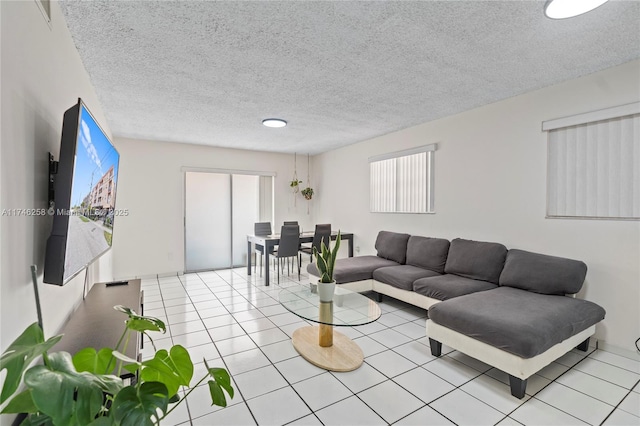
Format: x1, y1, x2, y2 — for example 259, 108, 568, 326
290, 152, 302, 206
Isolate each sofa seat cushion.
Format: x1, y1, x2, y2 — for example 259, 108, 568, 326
405, 236, 450, 274
307, 256, 399, 284
499, 249, 587, 295
375, 231, 411, 264
413, 274, 497, 301
444, 238, 507, 284
428, 287, 606, 358
373, 265, 441, 291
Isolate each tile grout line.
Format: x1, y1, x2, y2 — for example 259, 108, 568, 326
598, 378, 640, 425
147, 276, 195, 425
153, 269, 636, 426
233, 267, 328, 426
202, 267, 323, 425
179, 271, 258, 425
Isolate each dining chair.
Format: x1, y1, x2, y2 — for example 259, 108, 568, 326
299, 224, 332, 262
274, 224, 300, 283
283, 221, 301, 247
253, 222, 272, 276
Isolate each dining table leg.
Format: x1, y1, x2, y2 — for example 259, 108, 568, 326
264, 244, 271, 286
247, 240, 252, 276
346, 234, 354, 257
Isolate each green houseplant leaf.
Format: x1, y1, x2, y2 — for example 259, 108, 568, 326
138, 345, 194, 397
313, 230, 341, 283
0, 322, 62, 404
204, 360, 234, 407
73, 347, 114, 375
16, 412, 53, 426
24, 351, 122, 426
301, 187, 314, 200
125, 317, 166, 334
328, 231, 341, 281
1, 307, 233, 425
0, 389, 38, 415
111, 381, 169, 426
313, 245, 328, 280
87, 417, 113, 426
115, 305, 166, 333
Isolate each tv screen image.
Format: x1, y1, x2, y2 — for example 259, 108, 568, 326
44, 99, 120, 285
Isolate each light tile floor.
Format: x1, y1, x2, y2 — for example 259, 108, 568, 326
138, 265, 640, 426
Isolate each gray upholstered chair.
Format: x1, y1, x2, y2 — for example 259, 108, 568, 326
299, 224, 331, 262
274, 225, 300, 283
283, 220, 301, 249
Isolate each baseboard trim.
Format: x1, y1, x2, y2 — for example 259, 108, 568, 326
597, 341, 640, 360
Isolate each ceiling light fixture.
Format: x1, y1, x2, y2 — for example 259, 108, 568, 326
544, 0, 609, 19
262, 118, 287, 128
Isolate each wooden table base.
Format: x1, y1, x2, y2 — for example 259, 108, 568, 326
292, 326, 364, 372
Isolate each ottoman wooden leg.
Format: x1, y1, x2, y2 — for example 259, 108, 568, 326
509, 375, 527, 399
429, 338, 442, 357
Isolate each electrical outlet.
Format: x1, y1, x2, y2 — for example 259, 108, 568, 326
355, 246, 360, 253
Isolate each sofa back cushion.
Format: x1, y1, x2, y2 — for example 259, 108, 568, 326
444, 238, 507, 283
499, 249, 587, 295
375, 231, 411, 264
405, 236, 450, 273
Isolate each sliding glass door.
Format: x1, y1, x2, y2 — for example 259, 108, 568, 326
185, 171, 273, 272
231, 174, 259, 266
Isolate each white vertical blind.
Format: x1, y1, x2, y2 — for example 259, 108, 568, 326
370, 158, 396, 212
185, 172, 231, 271
547, 113, 639, 219
369, 144, 435, 213
231, 174, 260, 267
397, 153, 426, 212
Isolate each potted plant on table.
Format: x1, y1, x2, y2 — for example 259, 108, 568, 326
0, 306, 233, 425
313, 230, 341, 302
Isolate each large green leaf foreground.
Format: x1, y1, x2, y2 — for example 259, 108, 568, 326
0, 307, 233, 425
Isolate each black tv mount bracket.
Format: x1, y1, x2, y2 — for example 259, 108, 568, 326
48, 152, 58, 209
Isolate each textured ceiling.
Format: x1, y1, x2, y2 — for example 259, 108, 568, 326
59, 1, 640, 154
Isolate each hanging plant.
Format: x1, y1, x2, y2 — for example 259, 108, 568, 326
301, 187, 314, 200
302, 154, 313, 213
290, 179, 302, 193
291, 153, 301, 206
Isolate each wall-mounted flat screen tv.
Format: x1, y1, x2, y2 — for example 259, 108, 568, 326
44, 98, 120, 285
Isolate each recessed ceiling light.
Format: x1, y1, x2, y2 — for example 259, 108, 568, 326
544, 0, 609, 19
262, 118, 287, 128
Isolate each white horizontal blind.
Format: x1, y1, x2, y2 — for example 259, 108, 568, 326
547, 113, 639, 219
370, 144, 435, 213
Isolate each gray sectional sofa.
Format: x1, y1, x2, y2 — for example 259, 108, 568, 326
307, 231, 606, 398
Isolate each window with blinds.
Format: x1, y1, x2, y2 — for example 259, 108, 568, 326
544, 103, 639, 220
369, 144, 436, 213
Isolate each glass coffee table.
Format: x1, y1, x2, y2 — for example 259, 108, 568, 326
279, 285, 381, 372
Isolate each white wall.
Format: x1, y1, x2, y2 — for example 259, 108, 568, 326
313, 60, 640, 354
112, 137, 313, 279
0, 1, 113, 351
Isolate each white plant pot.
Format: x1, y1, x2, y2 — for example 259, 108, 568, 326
317, 281, 336, 302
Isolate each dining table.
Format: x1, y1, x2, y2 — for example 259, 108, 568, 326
247, 230, 354, 286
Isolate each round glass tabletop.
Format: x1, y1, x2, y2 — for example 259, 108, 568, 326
278, 285, 381, 327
